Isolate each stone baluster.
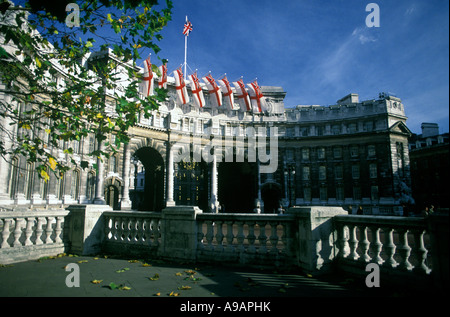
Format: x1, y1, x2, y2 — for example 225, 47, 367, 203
24, 217, 35, 246
55, 216, 64, 243
153, 219, 161, 247
35, 217, 44, 245
412, 229, 430, 274
13, 218, 23, 247
1, 218, 11, 248
257, 221, 268, 254
136, 219, 145, 244
129, 218, 137, 243
397, 228, 413, 271
383, 227, 398, 268
236, 221, 246, 253
197, 221, 205, 251
117, 217, 125, 241
370, 226, 384, 265
337, 223, 349, 259
44, 217, 54, 244
205, 221, 215, 251
359, 226, 371, 263
348, 224, 359, 261
247, 222, 256, 253
269, 223, 279, 254
111, 217, 118, 241
214, 220, 224, 252
225, 221, 235, 253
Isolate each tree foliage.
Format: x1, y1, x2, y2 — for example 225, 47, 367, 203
0, 0, 172, 179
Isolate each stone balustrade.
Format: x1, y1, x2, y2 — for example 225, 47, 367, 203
1, 205, 448, 290
196, 213, 296, 268
333, 215, 432, 274
102, 211, 161, 257
0, 209, 69, 264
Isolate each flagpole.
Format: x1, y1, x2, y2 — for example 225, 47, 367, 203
184, 16, 188, 80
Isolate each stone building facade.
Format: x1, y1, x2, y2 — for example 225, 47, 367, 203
0, 50, 413, 215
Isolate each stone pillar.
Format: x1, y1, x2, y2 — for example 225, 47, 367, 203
158, 206, 202, 260
120, 142, 132, 209
166, 141, 175, 207
209, 152, 219, 213
287, 206, 348, 275
66, 204, 112, 255
93, 139, 105, 204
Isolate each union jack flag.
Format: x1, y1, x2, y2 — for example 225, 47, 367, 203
183, 20, 193, 36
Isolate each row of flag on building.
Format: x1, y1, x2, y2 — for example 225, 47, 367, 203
140, 17, 268, 113
142, 56, 268, 113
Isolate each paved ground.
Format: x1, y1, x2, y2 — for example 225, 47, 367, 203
0, 253, 438, 300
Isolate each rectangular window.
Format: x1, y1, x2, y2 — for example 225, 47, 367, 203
350, 145, 359, 157
368, 145, 376, 157
353, 186, 361, 201
302, 166, 310, 181
303, 187, 311, 201
369, 163, 377, 178
302, 148, 310, 160
333, 147, 342, 159
317, 147, 326, 160
319, 186, 327, 201
352, 164, 360, 179
371, 186, 379, 201
319, 165, 327, 180
335, 165, 343, 179
336, 186, 345, 201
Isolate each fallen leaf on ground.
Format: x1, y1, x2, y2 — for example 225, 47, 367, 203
175, 272, 183, 276
169, 291, 180, 296
77, 260, 88, 264
91, 280, 103, 284
149, 273, 160, 281
178, 285, 192, 290
128, 260, 140, 263
154, 292, 161, 296
142, 263, 152, 267
115, 267, 130, 273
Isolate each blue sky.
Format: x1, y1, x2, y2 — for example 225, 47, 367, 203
152, 0, 449, 134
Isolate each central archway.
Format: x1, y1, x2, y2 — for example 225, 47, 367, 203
261, 182, 282, 213
218, 162, 257, 213
134, 147, 165, 211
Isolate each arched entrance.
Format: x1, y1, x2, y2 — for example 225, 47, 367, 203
174, 159, 209, 212
218, 162, 257, 213
261, 182, 282, 213
104, 177, 122, 210
134, 147, 165, 211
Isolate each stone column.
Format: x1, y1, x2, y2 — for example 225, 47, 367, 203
93, 139, 106, 204
120, 142, 132, 209
166, 141, 175, 206
209, 152, 219, 213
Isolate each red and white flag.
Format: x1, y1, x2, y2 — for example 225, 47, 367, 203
189, 72, 205, 108
218, 76, 235, 110
158, 62, 168, 89
247, 80, 267, 113
174, 67, 189, 105
202, 74, 222, 108
142, 56, 154, 97
233, 78, 251, 111
183, 19, 193, 36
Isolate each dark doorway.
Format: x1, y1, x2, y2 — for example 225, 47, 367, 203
175, 160, 209, 212
218, 162, 257, 213
134, 147, 165, 211
261, 183, 282, 213
105, 184, 120, 210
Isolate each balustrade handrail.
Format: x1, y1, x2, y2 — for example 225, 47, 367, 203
0, 209, 70, 219
102, 211, 162, 219
197, 213, 296, 222
334, 214, 427, 229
